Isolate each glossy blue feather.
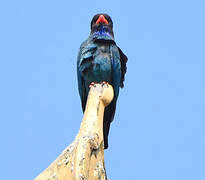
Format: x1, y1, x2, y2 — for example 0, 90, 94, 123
77, 35, 121, 107
77, 15, 127, 149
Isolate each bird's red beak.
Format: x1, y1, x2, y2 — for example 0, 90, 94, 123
96, 15, 109, 25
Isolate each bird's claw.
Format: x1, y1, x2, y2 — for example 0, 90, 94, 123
89, 82, 96, 88
89, 82, 109, 88
101, 81, 109, 88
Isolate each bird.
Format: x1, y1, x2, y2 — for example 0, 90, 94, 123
77, 13, 128, 149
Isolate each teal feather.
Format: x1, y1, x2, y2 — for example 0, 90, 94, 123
77, 16, 127, 148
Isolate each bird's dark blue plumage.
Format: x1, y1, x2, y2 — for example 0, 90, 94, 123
77, 14, 127, 149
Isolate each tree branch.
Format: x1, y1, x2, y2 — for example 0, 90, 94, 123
35, 83, 114, 180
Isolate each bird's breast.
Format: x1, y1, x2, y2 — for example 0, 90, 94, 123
93, 44, 111, 73
83, 44, 112, 85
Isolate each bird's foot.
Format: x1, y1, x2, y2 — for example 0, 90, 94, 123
101, 81, 109, 88
89, 82, 97, 88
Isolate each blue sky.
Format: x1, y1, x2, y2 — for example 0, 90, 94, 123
0, 0, 205, 179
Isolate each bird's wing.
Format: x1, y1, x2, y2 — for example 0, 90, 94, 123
103, 44, 122, 147
117, 46, 128, 88
77, 40, 97, 111
110, 44, 122, 99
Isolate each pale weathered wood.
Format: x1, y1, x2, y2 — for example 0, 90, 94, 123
35, 83, 114, 180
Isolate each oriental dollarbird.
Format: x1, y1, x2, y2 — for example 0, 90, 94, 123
77, 14, 128, 149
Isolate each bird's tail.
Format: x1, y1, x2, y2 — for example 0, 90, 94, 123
103, 100, 116, 149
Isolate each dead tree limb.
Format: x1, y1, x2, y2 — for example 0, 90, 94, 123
35, 83, 114, 180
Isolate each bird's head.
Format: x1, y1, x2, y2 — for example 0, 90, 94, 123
90, 13, 114, 41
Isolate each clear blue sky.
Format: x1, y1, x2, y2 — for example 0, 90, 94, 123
0, 0, 205, 179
